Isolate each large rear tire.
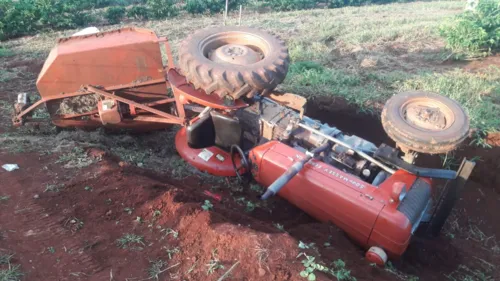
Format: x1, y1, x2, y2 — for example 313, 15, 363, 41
178, 26, 290, 100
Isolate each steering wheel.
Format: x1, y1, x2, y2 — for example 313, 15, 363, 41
230, 144, 250, 182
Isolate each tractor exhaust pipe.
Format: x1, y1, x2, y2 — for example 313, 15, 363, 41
261, 143, 329, 200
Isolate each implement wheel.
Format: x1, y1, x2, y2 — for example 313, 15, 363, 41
178, 26, 289, 100
382, 91, 470, 154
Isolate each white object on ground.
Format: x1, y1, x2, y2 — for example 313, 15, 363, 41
17, 93, 28, 104
2, 164, 19, 171
71, 27, 100, 37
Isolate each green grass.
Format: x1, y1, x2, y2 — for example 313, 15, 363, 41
116, 233, 145, 249
0, 47, 13, 58
283, 60, 500, 137
56, 146, 96, 168
0, 254, 23, 281
0, 70, 17, 83
397, 67, 500, 134
0, 265, 23, 281
206, 249, 224, 275
282, 61, 387, 108
147, 259, 167, 280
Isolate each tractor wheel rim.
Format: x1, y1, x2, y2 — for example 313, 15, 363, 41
209, 44, 261, 65
200, 31, 268, 66
400, 98, 455, 132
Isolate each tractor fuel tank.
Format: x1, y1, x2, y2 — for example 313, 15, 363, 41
250, 141, 432, 258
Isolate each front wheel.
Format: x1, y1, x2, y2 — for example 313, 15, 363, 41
382, 91, 470, 154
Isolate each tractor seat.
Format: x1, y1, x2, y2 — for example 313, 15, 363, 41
186, 111, 242, 151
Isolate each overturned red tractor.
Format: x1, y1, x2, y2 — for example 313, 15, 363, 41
13, 26, 474, 265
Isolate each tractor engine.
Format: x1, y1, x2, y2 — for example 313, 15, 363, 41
236, 97, 383, 185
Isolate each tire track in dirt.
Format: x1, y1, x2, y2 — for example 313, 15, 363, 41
4, 195, 107, 280
0, 153, 110, 281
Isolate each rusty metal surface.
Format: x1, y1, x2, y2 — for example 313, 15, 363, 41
167, 69, 248, 110
37, 27, 168, 121
266, 92, 307, 118
13, 78, 174, 129
98, 100, 122, 125
85, 86, 183, 124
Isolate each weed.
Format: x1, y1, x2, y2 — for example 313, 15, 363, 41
298, 253, 324, 281
250, 184, 264, 193
385, 261, 418, 281
56, 147, 96, 169
245, 201, 257, 212
441, 153, 460, 170
47, 247, 55, 254
0, 263, 23, 281
470, 130, 494, 149
64, 217, 84, 233
124, 207, 134, 215
297, 253, 356, 281
147, 259, 167, 280
201, 200, 213, 211
116, 234, 145, 250
0, 254, 13, 265
331, 259, 356, 281
44, 184, 64, 193
0, 196, 9, 202
84, 186, 93, 191
274, 223, 286, 232
206, 249, 224, 275
160, 228, 179, 240
234, 197, 259, 212
164, 247, 180, 260
298, 241, 315, 249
